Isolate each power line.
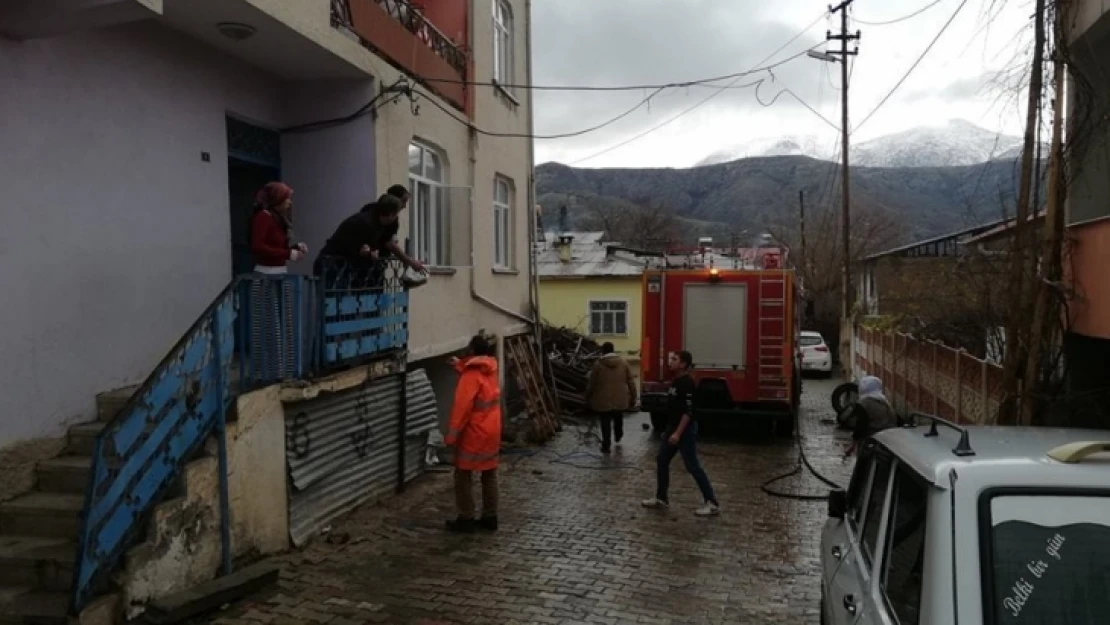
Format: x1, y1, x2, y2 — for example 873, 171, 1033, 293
853, 0, 944, 26
567, 11, 832, 165
754, 80, 841, 132
853, 0, 970, 134
418, 62, 823, 92
412, 85, 668, 139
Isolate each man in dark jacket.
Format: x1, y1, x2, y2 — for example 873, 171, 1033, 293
314, 193, 426, 283
641, 351, 720, 517
586, 342, 637, 454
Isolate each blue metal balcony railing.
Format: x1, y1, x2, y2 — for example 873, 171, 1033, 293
71, 266, 408, 612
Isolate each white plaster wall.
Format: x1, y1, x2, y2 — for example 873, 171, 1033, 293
368, 0, 535, 361
470, 0, 534, 322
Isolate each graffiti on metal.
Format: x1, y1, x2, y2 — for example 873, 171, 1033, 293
283, 370, 439, 546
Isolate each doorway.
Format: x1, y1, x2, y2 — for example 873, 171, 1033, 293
226, 116, 282, 277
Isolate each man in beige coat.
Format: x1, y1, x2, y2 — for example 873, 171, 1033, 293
586, 342, 638, 454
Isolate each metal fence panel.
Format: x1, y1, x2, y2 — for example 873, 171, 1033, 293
284, 370, 438, 547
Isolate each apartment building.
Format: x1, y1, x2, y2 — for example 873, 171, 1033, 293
0, 0, 534, 467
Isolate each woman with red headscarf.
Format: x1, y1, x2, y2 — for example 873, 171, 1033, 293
250, 182, 308, 274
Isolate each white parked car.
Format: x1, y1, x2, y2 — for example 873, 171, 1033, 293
800, 331, 833, 376
820, 416, 1110, 625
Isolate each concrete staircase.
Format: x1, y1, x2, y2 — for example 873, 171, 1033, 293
0, 388, 136, 624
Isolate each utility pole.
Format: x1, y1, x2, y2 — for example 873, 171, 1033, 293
827, 0, 859, 378
798, 190, 807, 278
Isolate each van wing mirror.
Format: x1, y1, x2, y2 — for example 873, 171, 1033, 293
828, 489, 848, 520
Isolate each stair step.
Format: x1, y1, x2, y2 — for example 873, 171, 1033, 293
66, 422, 105, 456
0, 586, 68, 625
36, 457, 92, 495
0, 537, 75, 592
0, 494, 84, 540
95, 385, 139, 423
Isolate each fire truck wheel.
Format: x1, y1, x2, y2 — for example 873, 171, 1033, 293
831, 381, 859, 413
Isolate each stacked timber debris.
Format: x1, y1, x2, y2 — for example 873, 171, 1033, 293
541, 325, 604, 414
504, 334, 560, 442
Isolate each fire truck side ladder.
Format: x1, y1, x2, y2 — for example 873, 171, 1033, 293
757, 265, 789, 402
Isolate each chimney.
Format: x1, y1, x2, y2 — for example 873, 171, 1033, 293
557, 234, 574, 262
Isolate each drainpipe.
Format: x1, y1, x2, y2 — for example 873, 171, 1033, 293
524, 0, 540, 347
464, 0, 535, 329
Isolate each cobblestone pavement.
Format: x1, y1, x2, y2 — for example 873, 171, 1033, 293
211, 377, 854, 625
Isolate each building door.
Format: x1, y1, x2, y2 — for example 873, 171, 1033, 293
226, 116, 282, 277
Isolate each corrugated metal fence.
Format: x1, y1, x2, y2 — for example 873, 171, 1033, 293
284, 369, 439, 546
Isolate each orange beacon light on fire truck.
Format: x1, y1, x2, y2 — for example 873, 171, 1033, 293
708, 267, 721, 282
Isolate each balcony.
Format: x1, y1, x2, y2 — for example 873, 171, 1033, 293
331, 0, 470, 113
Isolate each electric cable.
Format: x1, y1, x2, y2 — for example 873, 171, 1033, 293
567, 10, 832, 165
419, 61, 830, 92
852, 0, 970, 134
411, 85, 668, 139
852, 0, 945, 26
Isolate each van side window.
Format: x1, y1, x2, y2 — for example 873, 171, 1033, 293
881, 463, 928, 625
861, 453, 893, 563
846, 443, 875, 525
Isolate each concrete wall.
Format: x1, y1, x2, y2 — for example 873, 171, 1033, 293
119, 386, 289, 619
282, 80, 378, 264
0, 22, 283, 449
0, 21, 378, 453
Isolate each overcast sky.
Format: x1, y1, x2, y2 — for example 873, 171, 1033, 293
531, 0, 1035, 169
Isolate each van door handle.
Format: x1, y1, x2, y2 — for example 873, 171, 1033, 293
843, 594, 857, 616
831, 545, 843, 559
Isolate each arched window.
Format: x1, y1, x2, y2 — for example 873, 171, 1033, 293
493, 176, 513, 268
408, 141, 449, 265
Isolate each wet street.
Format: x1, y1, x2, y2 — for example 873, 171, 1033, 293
213, 377, 853, 625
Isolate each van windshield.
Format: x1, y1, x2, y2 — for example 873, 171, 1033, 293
985, 493, 1110, 625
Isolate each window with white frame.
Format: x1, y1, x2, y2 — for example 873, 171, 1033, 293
492, 0, 513, 87
589, 301, 628, 336
493, 176, 512, 268
408, 141, 449, 266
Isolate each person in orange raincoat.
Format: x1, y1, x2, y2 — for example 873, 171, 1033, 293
444, 332, 503, 532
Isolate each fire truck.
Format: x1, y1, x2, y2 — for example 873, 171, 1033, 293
639, 242, 802, 438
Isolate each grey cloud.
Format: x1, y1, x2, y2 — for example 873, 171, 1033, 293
531, 0, 832, 159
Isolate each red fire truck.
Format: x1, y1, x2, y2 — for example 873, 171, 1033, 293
639, 245, 802, 437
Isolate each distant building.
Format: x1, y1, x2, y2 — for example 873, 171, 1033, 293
536, 232, 648, 383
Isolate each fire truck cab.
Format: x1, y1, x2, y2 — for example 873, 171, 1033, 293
639, 244, 801, 438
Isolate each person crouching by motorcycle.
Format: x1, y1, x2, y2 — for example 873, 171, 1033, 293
843, 375, 898, 458
445, 332, 502, 533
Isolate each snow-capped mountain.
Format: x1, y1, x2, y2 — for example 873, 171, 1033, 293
852, 119, 1023, 168
696, 119, 1024, 169
696, 135, 835, 166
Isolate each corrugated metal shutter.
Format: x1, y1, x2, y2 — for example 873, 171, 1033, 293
283, 371, 441, 546
405, 369, 439, 481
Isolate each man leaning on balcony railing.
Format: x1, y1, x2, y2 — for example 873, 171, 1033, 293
314, 185, 428, 288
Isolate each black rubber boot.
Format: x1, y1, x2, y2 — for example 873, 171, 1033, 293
476, 516, 499, 532
445, 517, 476, 533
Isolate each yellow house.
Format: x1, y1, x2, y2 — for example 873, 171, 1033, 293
537, 232, 647, 384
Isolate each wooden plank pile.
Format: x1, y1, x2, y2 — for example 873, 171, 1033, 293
504, 334, 560, 442
541, 325, 604, 415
